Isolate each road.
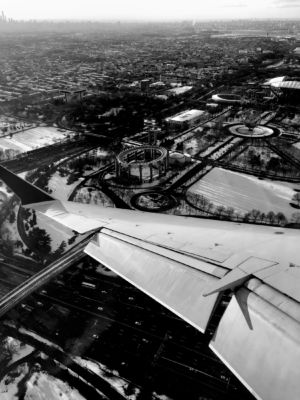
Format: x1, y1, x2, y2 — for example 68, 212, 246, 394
167, 137, 245, 191
4, 323, 127, 400
0, 235, 94, 319
8, 255, 248, 399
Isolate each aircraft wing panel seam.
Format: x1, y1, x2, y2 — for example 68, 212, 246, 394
100, 228, 229, 277
100, 226, 233, 266
98, 230, 228, 278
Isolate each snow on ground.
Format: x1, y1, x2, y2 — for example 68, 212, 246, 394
5, 337, 34, 367
25, 372, 86, 400
293, 142, 300, 150
0, 363, 29, 400
168, 86, 192, 95
0, 183, 13, 199
96, 264, 118, 277
47, 172, 83, 201
17, 172, 29, 179
74, 187, 114, 208
73, 356, 139, 400
188, 167, 300, 218
0, 364, 85, 400
153, 394, 173, 400
0, 204, 26, 253
0, 127, 75, 153
14, 326, 64, 352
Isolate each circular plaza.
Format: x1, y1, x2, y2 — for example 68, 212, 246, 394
226, 123, 280, 138
115, 146, 169, 185
131, 191, 177, 212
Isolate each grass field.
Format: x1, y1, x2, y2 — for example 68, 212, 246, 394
188, 167, 300, 217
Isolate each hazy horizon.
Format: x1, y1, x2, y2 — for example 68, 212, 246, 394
1, 0, 300, 22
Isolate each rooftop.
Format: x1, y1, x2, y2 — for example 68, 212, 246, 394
166, 109, 205, 122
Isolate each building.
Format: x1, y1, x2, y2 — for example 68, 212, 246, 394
212, 93, 242, 104
165, 109, 205, 130
294, 47, 300, 57
140, 79, 151, 92
168, 86, 193, 96
263, 76, 300, 103
60, 89, 86, 103
115, 146, 169, 184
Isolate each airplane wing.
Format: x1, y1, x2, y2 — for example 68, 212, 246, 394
1, 164, 300, 400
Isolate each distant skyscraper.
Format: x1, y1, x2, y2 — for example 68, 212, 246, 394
1, 11, 7, 22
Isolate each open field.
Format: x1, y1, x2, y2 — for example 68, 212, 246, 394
188, 167, 300, 218
0, 126, 74, 153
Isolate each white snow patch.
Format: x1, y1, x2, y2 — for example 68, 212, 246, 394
0, 127, 76, 154
0, 363, 29, 400
11, 326, 65, 353
293, 142, 300, 150
47, 172, 82, 201
189, 167, 300, 217
25, 371, 86, 400
168, 86, 192, 95
73, 356, 139, 399
5, 337, 34, 367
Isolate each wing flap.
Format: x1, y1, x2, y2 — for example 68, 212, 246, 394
209, 281, 300, 400
84, 231, 225, 333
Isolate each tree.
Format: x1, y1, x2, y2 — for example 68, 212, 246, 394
235, 212, 242, 221
15, 240, 23, 249
259, 212, 266, 223
243, 212, 251, 222
291, 212, 300, 224
215, 205, 226, 217
225, 206, 235, 220
8, 211, 16, 224
31, 211, 37, 226
27, 227, 52, 256
68, 230, 79, 245
205, 202, 214, 215
267, 211, 276, 224
197, 195, 209, 210
249, 153, 261, 169
276, 212, 287, 226
267, 157, 281, 172
249, 209, 261, 222
292, 192, 300, 207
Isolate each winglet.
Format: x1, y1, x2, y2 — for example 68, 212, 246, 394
0, 165, 55, 206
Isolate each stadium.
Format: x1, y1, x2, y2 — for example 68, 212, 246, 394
212, 93, 242, 104
263, 76, 300, 103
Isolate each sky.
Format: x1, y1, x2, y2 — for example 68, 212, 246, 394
1, 0, 300, 21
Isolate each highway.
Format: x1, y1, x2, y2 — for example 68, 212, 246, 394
5, 254, 252, 400
0, 235, 94, 319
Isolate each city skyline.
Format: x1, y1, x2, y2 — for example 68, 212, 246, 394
1, 0, 300, 22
